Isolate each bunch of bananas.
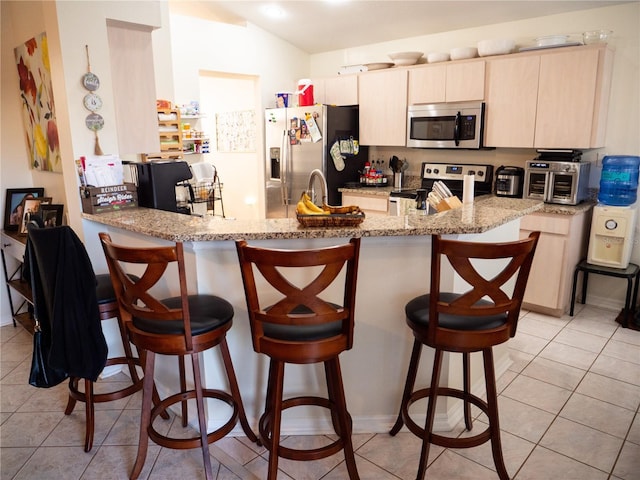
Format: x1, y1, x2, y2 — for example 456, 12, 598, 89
296, 192, 329, 215
296, 192, 361, 216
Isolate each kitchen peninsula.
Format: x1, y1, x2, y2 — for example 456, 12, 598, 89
82, 196, 543, 435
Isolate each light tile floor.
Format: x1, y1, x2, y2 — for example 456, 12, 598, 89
1, 304, 639, 479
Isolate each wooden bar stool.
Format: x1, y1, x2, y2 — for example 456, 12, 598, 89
236, 238, 361, 480
100, 233, 258, 480
25, 224, 148, 452
390, 232, 540, 480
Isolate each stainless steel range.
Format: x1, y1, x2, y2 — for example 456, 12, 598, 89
420, 162, 493, 197
388, 162, 493, 215
390, 162, 493, 199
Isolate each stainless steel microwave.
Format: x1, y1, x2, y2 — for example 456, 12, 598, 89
406, 101, 485, 149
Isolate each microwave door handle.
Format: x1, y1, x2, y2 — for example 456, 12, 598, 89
454, 111, 461, 146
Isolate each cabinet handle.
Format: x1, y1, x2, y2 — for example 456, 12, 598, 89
2, 244, 10, 248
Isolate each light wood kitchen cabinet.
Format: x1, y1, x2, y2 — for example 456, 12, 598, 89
317, 75, 359, 106
484, 55, 540, 147
408, 61, 485, 105
408, 64, 446, 104
519, 209, 591, 317
358, 68, 408, 146
534, 46, 613, 149
485, 44, 613, 149
342, 192, 389, 216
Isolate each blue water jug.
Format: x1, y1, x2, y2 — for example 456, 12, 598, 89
598, 155, 640, 206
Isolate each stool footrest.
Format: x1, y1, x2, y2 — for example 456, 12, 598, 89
259, 395, 352, 461
148, 388, 239, 450
401, 386, 492, 449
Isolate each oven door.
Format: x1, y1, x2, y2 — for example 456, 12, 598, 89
548, 171, 578, 205
524, 170, 548, 201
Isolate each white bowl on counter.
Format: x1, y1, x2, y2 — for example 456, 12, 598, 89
450, 46, 478, 60
427, 52, 450, 63
477, 38, 516, 57
388, 51, 424, 66
535, 35, 569, 47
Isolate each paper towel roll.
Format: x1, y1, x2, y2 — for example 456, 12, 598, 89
463, 175, 474, 204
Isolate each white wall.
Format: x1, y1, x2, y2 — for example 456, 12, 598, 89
1, 0, 164, 324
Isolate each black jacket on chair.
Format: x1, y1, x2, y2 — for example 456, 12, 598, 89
26, 226, 108, 382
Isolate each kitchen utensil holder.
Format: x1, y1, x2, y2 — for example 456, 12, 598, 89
393, 173, 402, 189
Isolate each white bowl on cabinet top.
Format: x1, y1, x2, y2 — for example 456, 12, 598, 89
477, 38, 516, 57
388, 51, 424, 66
450, 47, 478, 60
427, 52, 450, 63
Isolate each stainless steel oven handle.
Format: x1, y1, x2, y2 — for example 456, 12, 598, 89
544, 172, 553, 202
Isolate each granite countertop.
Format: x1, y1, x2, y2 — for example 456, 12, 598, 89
82, 196, 544, 242
340, 187, 596, 216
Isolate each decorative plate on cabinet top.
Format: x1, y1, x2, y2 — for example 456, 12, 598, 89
364, 62, 394, 71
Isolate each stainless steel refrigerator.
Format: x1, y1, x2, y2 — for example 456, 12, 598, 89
265, 105, 368, 218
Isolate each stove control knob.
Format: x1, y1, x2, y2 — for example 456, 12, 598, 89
425, 168, 432, 174
433, 168, 439, 174
477, 170, 484, 177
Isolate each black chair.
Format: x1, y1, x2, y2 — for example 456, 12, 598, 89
390, 232, 540, 480
25, 224, 147, 452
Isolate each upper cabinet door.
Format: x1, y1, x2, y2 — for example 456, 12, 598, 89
484, 55, 540, 148
535, 47, 610, 149
445, 61, 485, 102
408, 61, 485, 105
324, 75, 359, 106
408, 65, 446, 104
359, 68, 408, 146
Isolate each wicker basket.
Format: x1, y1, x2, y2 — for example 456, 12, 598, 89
296, 211, 365, 228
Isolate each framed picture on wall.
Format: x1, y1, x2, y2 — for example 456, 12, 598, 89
3, 188, 45, 231
40, 204, 64, 227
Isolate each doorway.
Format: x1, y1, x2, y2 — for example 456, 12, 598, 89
198, 72, 263, 219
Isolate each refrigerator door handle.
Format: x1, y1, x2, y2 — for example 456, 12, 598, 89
280, 129, 287, 205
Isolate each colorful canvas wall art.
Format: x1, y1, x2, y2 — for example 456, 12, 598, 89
14, 32, 61, 172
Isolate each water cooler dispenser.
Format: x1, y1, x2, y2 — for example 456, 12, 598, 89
587, 205, 637, 268
587, 155, 640, 268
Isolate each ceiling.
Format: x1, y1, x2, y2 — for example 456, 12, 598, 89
170, 1, 632, 54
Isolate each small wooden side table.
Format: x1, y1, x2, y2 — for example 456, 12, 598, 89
570, 259, 640, 328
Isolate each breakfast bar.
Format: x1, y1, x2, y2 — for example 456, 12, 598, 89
82, 196, 543, 435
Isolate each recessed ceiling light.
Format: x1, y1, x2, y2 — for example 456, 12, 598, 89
262, 4, 286, 19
